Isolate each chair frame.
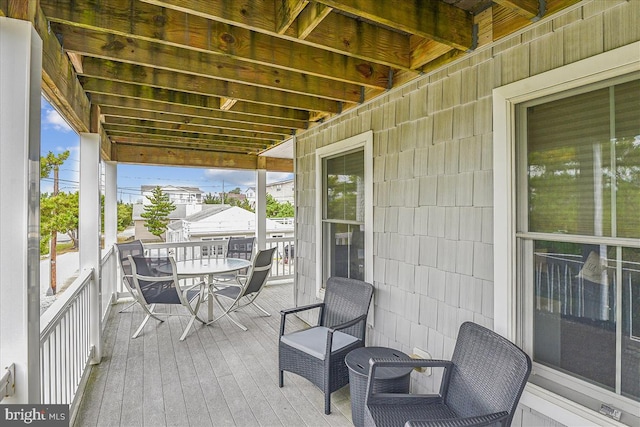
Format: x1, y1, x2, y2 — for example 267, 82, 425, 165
279, 276, 374, 414
128, 255, 207, 341
364, 322, 532, 427
215, 236, 255, 282
114, 240, 145, 313
209, 246, 277, 330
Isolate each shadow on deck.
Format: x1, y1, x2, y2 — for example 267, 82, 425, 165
74, 283, 353, 427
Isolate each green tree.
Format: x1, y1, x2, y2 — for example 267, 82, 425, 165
141, 186, 176, 240
265, 194, 294, 218
41, 150, 70, 294
203, 192, 222, 204
117, 202, 133, 232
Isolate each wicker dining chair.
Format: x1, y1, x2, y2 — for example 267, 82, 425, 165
364, 321, 532, 427
279, 276, 374, 414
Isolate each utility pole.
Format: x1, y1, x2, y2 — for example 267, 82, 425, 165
41, 150, 69, 296
47, 164, 60, 295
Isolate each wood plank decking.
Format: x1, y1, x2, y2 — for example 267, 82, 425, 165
73, 283, 353, 427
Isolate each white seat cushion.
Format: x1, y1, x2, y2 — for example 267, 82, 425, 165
280, 326, 359, 360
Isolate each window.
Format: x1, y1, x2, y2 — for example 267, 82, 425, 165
494, 43, 639, 423
316, 131, 372, 295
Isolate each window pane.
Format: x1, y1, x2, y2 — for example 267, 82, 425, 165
325, 150, 365, 222
526, 80, 640, 237
532, 240, 640, 399
614, 80, 640, 239
322, 222, 365, 282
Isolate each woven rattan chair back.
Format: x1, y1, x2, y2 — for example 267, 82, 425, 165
321, 276, 373, 339
445, 322, 532, 423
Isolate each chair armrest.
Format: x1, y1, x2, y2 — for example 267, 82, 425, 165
404, 411, 509, 427
328, 313, 368, 333
279, 302, 324, 336
280, 302, 324, 316
365, 358, 453, 405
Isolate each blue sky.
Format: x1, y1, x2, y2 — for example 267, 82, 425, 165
40, 97, 293, 203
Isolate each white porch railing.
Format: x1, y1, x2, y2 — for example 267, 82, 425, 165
119, 237, 295, 295
38, 237, 294, 414
40, 268, 93, 407
39, 246, 118, 412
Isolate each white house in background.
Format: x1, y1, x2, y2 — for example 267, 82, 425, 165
140, 185, 203, 205
166, 205, 294, 244
245, 178, 294, 206
132, 203, 222, 242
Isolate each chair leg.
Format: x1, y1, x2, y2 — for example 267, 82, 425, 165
324, 391, 331, 415
279, 370, 284, 387
208, 295, 248, 331
132, 304, 163, 339
118, 300, 137, 313
179, 314, 198, 341
251, 301, 271, 316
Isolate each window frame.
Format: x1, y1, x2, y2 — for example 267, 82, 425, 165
315, 131, 373, 298
493, 42, 640, 424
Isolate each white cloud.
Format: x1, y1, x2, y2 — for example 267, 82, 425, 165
44, 108, 73, 133
203, 169, 293, 189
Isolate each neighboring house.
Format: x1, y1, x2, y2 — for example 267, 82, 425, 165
140, 185, 203, 205
132, 203, 221, 242
166, 205, 294, 244
245, 178, 294, 206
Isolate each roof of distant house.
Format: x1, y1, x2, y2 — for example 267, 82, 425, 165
245, 178, 293, 192
140, 184, 203, 193
132, 203, 223, 221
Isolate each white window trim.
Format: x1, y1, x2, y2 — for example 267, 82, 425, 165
315, 130, 373, 298
493, 42, 640, 425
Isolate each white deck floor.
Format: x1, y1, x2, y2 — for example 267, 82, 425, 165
73, 283, 353, 427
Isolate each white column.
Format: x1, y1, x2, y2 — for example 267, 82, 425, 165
0, 18, 42, 403
255, 169, 267, 250
79, 133, 102, 364
104, 162, 117, 249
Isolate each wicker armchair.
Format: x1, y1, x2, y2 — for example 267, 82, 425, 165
364, 322, 532, 427
279, 276, 374, 414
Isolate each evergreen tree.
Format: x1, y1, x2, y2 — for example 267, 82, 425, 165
141, 186, 175, 240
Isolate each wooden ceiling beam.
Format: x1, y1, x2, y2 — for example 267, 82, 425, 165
106, 131, 269, 152
276, 0, 309, 34
52, 24, 362, 103
103, 118, 284, 142
112, 144, 293, 173
314, 0, 473, 51
296, 2, 332, 40
110, 138, 264, 154
91, 94, 307, 130
100, 107, 292, 137
493, 0, 541, 21
141, 0, 412, 70
80, 77, 310, 122
4, 2, 92, 135
80, 58, 344, 113
40, 0, 388, 89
